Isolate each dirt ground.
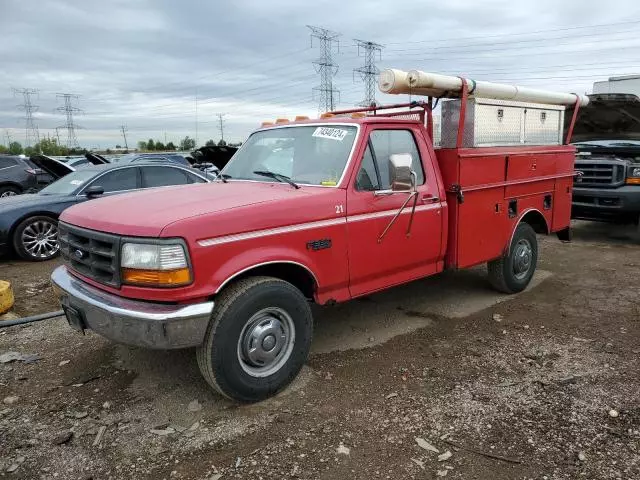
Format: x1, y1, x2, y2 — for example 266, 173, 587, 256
0, 220, 639, 480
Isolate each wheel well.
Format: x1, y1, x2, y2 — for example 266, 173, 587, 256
520, 210, 549, 234
221, 262, 317, 301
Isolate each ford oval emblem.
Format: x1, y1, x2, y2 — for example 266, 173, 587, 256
74, 249, 85, 259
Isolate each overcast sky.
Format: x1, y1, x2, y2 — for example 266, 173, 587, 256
2, 0, 640, 149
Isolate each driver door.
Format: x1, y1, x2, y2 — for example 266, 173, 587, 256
346, 126, 443, 297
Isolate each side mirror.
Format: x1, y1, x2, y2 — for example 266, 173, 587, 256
389, 153, 415, 192
84, 185, 105, 197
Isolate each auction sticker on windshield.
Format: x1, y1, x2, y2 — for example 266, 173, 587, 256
312, 127, 348, 141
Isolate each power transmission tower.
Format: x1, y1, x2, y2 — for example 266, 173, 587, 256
13, 88, 40, 147
307, 25, 341, 113
56, 94, 83, 149
217, 113, 226, 143
353, 39, 383, 107
5, 130, 12, 147
54, 128, 61, 145
120, 125, 129, 150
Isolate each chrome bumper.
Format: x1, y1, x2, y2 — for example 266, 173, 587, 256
51, 266, 213, 349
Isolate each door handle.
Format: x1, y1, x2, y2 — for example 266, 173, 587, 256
422, 194, 440, 203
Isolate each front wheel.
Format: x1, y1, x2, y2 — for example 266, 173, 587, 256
12, 215, 60, 261
196, 276, 313, 402
488, 223, 538, 294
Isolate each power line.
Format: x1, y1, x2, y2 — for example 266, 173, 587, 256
12, 88, 40, 147
120, 125, 128, 150
56, 93, 83, 149
308, 25, 341, 113
353, 39, 383, 107
384, 18, 640, 45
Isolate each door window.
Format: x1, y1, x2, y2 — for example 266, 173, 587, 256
356, 130, 425, 190
89, 168, 138, 192
142, 166, 191, 187
355, 145, 380, 191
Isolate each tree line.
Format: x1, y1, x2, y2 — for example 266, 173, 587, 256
0, 138, 84, 156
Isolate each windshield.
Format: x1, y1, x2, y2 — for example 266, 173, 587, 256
222, 125, 358, 186
39, 170, 97, 195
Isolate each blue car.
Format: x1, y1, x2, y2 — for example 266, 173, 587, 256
0, 162, 211, 261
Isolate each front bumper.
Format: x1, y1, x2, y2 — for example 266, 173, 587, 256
51, 266, 214, 349
572, 185, 640, 220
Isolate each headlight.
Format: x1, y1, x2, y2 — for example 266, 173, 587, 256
626, 165, 640, 185
121, 242, 192, 287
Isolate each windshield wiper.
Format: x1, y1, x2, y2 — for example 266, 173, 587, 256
253, 170, 300, 189
216, 173, 231, 183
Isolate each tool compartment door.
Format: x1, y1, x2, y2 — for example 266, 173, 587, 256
454, 151, 509, 268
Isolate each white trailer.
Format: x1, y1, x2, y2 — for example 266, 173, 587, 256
593, 75, 640, 96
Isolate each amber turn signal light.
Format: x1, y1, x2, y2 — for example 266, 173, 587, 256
625, 178, 640, 185
122, 268, 191, 287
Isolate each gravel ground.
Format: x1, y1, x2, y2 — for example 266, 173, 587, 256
0, 220, 639, 480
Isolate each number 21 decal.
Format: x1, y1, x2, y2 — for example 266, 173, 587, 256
335, 204, 344, 214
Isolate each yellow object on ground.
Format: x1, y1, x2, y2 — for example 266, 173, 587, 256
0, 280, 15, 315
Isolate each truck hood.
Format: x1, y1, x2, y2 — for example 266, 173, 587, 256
567, 93, 640, 143
60, 181, 321, 237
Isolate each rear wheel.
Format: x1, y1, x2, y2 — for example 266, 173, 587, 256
13, 215, 60, 261
488, 223, 538, 294
196, 276, 313, 402
0, 186, 20, 197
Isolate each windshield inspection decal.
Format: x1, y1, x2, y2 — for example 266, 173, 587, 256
312, 127, 348, 141
69, 180, 85, 185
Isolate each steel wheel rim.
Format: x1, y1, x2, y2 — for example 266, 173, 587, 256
237, 307, 295, 378
22, 220, 59, 259
513, 238, 533, 280
1, 191, 17, 197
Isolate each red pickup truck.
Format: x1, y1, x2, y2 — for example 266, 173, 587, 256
52, 78, 583, 402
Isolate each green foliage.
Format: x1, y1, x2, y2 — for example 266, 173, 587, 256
179, 136, 196, 151
205, 139, 216, 146
137, 141, 147, 151
147, 139, 155, 151
8, 142, 23, 155
37, 137, 69, 156
24, 146, 36, 156
0, 144, 7, 154
155, 141, 165, 151
218, 139, 227, 146
166, 142, 176, 151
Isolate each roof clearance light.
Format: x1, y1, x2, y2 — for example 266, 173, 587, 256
275, 118, 289, 124
320, 113, 334, 119
295, 115, 310, 121
261, 121, 274, 127
351, 112, 366, 118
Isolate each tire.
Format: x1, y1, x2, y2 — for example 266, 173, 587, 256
12, 215, 60, 262
196, 276, 313, 402
0, 185, 20, 197
488, 223, 538, 294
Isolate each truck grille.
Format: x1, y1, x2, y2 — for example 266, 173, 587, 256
58, 222, 121, 287
575, 160, 625, 187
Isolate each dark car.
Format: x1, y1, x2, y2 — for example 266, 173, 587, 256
113, 153, 191, 166
0, 155, 47, 197
0, 162, 211, 261
567, 94, 640, 225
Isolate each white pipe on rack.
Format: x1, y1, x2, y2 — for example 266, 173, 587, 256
378, 68, 589, 107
